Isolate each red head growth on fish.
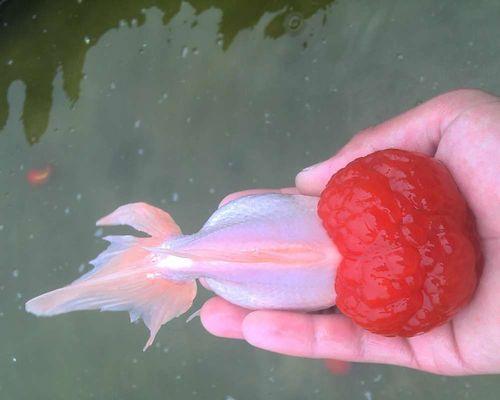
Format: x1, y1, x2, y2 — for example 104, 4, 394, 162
318, 149, 481, 337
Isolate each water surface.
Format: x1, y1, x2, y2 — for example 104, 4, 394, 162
1, 1, 499, 399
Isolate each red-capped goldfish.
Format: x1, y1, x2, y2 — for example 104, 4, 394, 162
26, 194, 340, 349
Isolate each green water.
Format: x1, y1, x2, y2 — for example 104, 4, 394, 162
1, 0, 499, 399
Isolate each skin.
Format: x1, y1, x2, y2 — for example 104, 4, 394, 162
200, 89, 500, 376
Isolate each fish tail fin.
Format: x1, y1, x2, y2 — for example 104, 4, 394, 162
25, 202, 197, 350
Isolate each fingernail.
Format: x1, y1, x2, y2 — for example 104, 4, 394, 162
297, 160, 327, 176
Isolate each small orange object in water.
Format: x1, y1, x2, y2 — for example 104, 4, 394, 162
26, 165, 53, 186
324, 359, 352, 375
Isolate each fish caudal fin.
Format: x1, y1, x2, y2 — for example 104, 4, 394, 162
25, 202, 197, 350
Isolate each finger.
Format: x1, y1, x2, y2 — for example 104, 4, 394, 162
296, 89, 498, 195
200, 297, 251, 339
219, 187, 299, 208
242, 310, 418, 368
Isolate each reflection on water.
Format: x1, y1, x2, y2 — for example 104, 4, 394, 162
1, 0, 500, 399
0, 0, 333, 144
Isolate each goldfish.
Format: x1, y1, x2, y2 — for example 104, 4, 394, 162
26, 194, 340, 349
26, 164, 53, 186
324, 359, 352, 376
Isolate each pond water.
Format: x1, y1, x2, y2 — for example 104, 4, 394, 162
1, 0, 499, 399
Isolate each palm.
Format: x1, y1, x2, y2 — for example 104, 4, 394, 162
414, 99, 500, 374
200, 89, 500, 375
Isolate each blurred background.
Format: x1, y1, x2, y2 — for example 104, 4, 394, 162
1, 0, 499, 399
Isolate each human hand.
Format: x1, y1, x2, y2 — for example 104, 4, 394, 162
200, 89, 500, 375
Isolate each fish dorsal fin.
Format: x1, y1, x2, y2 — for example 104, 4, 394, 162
96, 202, 181, 238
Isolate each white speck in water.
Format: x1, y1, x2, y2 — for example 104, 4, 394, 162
78, 264, 86, 273
304, 75, 310, 81
12, 270, 19, 278
84, 36, 90, 45
188, 177, 194, 184
396, 53, 404, 60
468, 41, 474, 47
175, 375, 181, 380
16, 292, 22, 299
158, 93, 168, 103
32, 14, 37, 19
134, 119, 142, 129
137, 148, 144, 156
132, 358, 138, 364
171, 192, 179, 202
364, 391, 372, 400
12, 357, 17, 363
305, 103, 311, 110
186, 116, 192, 124
29, 234, 34, 240
163, 346, 169, 353
419, 76, 425, 83
227, 161, 234, 167
209, 188, 215, 194
94, 228, 104, 237
217, 38, 223, 47
373, 374, 383, 383
64, 207, 70, 215
0, 225, 4, 231
119, 19, 127, 28
181, 46, 189, 58
264, 112, 271, 124
110, 81, 116, 90
131, 18, 138, 27
225, 396, 236, 400
193, 47, 199, 55
268, 376, 275, 383
6, 59, 13, 66
76, 193, 82, 201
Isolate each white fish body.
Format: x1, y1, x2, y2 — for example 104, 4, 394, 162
26, 194, 340, 349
